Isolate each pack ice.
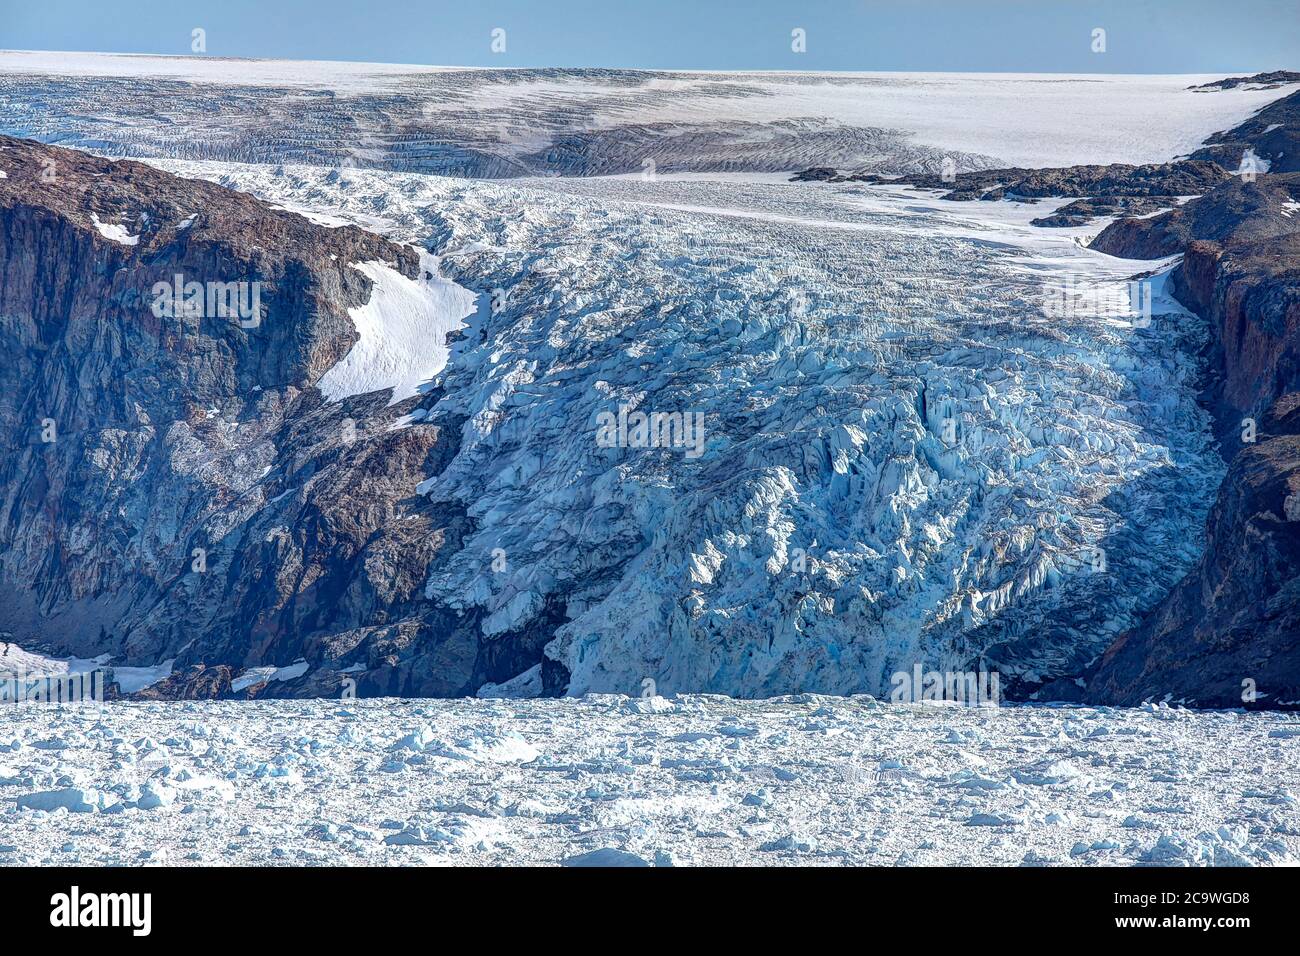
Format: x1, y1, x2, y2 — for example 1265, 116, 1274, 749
1, 696, 1297, 866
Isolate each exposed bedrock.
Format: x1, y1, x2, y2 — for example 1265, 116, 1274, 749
1083, 172, 1300, 707
1188, 84, 1300, 174
794, 85, 1300, 229
0, 135, 559, 698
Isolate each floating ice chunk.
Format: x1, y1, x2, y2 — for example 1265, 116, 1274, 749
171, 774, 235, 801
17, 787, 105, 813
383, 816, 500, 850
718, 723, 759, 738
1012, 759, 1087, 787
389, 726, 437, 752
136, 781, 176, 810
1020, 851, 1057, 866
760, 832, 819, 853
620, 695, 676, 715
477, 664, 543, 699
947, 773, 1007, 792
965, 812, 1022, 827
505, 798, 563, 818
1071, 838, 1120, 857
447, 731, 539, 764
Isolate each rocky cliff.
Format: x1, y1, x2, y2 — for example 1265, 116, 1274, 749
0, 135, 552, 698
1083, 171, 1300, 707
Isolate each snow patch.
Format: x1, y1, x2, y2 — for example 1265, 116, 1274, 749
318, 252, 476, 406
90, 212, 139, 246
230, 659, 310, 693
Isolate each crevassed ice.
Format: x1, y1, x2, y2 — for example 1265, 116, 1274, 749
156, 160, 1225, 699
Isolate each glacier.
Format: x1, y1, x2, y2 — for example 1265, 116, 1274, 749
2, 54, 1286, 700
150, 158, 1225, 698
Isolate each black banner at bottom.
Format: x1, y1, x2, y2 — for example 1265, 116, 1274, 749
0, 865, 1277, 942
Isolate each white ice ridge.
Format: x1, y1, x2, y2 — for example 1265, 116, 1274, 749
90, 212, 138, 245
229, 659, 310, 693
318, 251, 477, 406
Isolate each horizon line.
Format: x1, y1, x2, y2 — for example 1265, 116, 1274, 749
0, 49, 1288, 79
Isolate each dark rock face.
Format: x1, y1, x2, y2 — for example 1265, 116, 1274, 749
1084, 173, 1300, 708
790, 160, 1231, 226
1188, 90, 1300, 175
789, 167, 839, 183
929, 161, 1230, 203
1086, 409, 1300, 708
1029, 196, 1171, 229
0, 134, 563, 699
1091, 174, 1300, 259
133, 664, 234, 700
794, 159, 1229, 201
1189, 71, 1300, 92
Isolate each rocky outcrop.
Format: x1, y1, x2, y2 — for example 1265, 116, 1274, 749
1086, 404, 1300, 708
790, 160, 1231, 226
1083, 172, 1300, 707
1028, 196, 1171, 228
1189, 71, 1300, 92
793, 86, 1300, 227
1188, 89, 1300, 175
1089, 173, 1298, 259
133, 664, 234, 700
0, 134, 561, 698
793, 159, 1229, 199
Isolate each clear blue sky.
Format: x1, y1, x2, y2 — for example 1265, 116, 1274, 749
2, 0, 1296, 73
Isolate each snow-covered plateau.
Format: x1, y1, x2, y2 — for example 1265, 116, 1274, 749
1, 53, 1291, 174
2, 695, 1298, 866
